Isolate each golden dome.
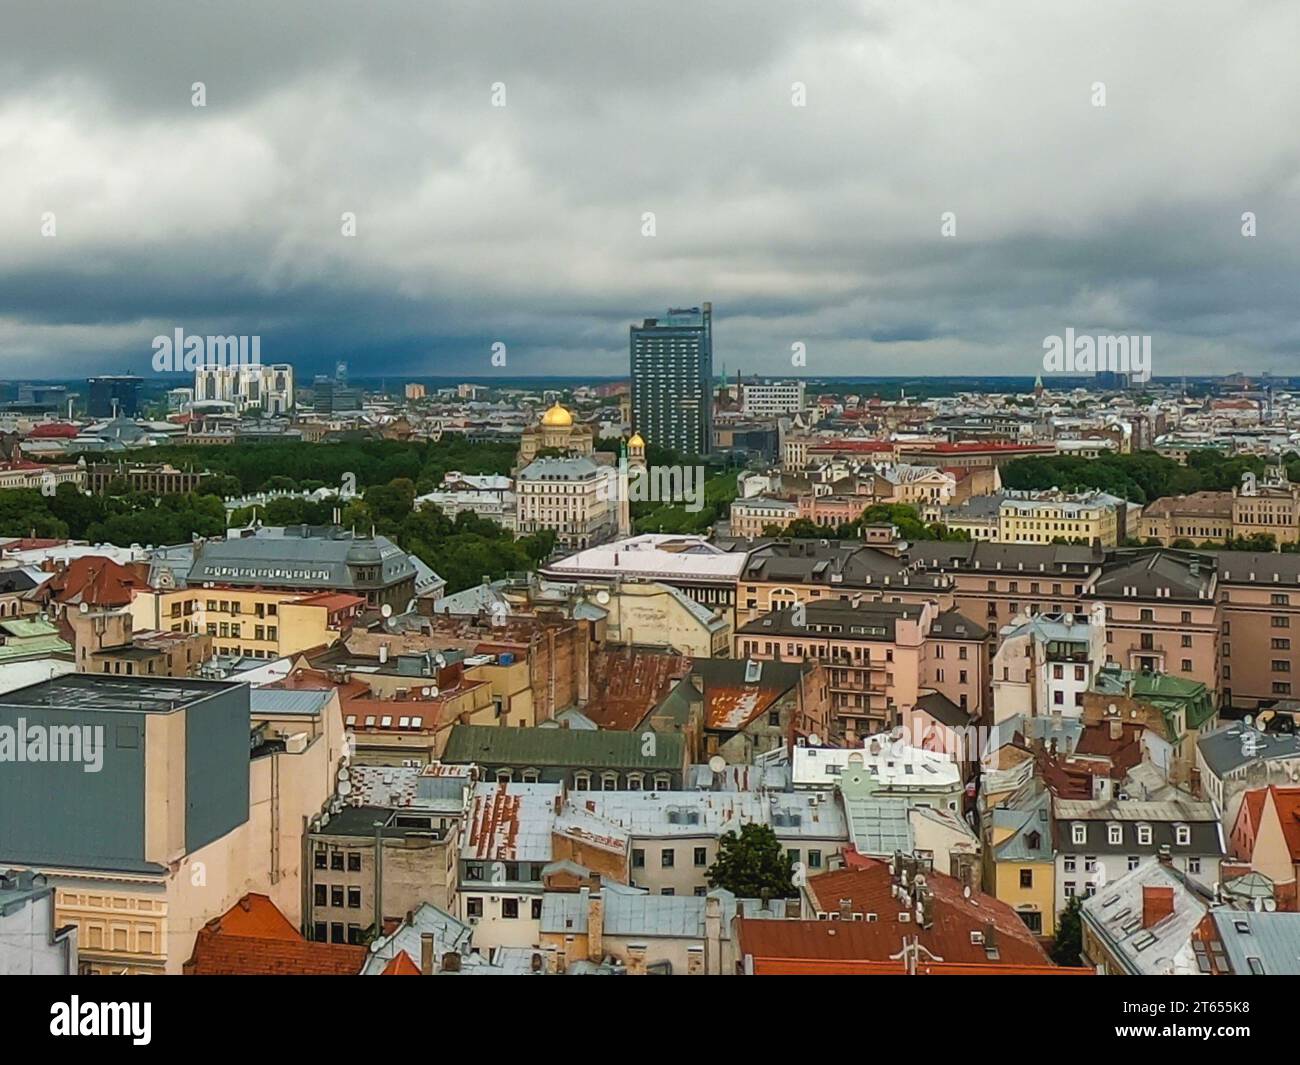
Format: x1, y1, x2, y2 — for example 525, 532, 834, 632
540, 402, 573, 428
628, 432, 645, 448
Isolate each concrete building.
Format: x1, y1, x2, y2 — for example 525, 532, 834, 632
0, 675, 251, 974
0, 870, 78, 975
630, 304, 713, 456
741, 380, 806, 417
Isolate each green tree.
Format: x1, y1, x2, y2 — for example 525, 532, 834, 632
1052, 896, 1085, 966
705, 823, 796, 899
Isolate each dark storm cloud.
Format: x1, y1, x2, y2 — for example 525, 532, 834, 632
1, 0, 1298, 378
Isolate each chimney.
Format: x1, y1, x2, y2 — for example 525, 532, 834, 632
441, 951, 461, 973
420, 932, 435, 975
838, 897, 853, 921
1108, 716, 1122, 741
705, 894, 723, 975
1157, 844, 1173, 866
1141, 885, 1175, 928
586, 888, 604, 963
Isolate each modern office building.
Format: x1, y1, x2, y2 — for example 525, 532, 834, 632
87, 375, 142, 419
741, 379, 805, 416
630, 303, 713, 456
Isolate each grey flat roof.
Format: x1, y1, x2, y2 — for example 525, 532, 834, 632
0, 673, 241, 715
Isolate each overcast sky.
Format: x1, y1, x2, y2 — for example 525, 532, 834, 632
2, 0, 1298, 381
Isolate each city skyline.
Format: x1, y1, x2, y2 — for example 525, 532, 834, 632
3, 2, 1300, 380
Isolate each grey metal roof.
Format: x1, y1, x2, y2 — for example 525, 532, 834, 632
360, 903, 471, 975
249, 688, 331, 716
1081, 861, 1209, 975
1197, 724, 1300, 779
540, 887, 758, 940
1211, 910, 1300, 975
188, 527, 415, 590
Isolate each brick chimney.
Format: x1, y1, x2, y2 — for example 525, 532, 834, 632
586, 888, 604, 962
1108, 715, 1122, 741
420, 932, 435, 975
1141, 885, 1175, 929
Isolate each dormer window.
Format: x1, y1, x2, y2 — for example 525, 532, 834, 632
1137, 824, 1152, 846
1175, 824, 1191, 847
1108, 823, 1122, 846
1071, 823, 1086, 846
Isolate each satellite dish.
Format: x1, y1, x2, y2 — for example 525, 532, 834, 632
962, 885, 971, 899
337, 780, 352, 797
708, 755, 726, 773
79, 602, 89, 614
595, 590, 610, 605
1264, 899, 1277, 912
421, 687, 431, 697
1244, 714, 1255, 729
808, 733, 822, 747
337, 767, 350, 783
381, 603, 393, 618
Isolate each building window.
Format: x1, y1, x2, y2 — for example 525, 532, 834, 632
1128, 856, 1140, 871
1188, 856, 1201, 875
1071, 824, 1086, 846
314, 885, 327, 906
330, 923, 344, 943
601, 773, 618, 791
573, 773, 590, 790
347, 853, 362, 872
1019, 869, 1033, 889
1137, 825, 1152, 846
466, 896, 483, 918
661, 849, 675, 868
693, 847, 707, 867
501, 898, 519, 919
1108, 824, 1122, 845
632, 848, 645, 868
347, 888, 361, 909
314, 850, 327, 870
1175, 825, 1191, 846
331, 886, 344, 908
1020, 910, 1042, 934
531, 898, 543, 920
330, 852, 344, 871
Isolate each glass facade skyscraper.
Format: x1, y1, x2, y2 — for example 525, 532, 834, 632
629, 302, 713, 456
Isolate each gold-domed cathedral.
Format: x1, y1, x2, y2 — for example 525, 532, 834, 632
515, 401, 596, 469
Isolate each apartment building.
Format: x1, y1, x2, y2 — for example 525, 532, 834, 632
991, 608, 1107, 724
1051, 796, 1223, 914
736, 599, 987, 741
734, 538, 954, 630
1138, 491, 1234, 545
516, 457, 617, 550
1084, 550, 1219, 691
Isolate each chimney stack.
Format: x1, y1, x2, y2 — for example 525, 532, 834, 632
1141, 885, 1175, 928
420, 932, 435, 975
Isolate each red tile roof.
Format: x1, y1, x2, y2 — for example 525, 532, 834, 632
1266, 786, 1300, 862
25, 423, 81, 439
46, 556, 149, 608
183, 894, 367, 976
381, 951, 422, 975
736, 859, 1055, 972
